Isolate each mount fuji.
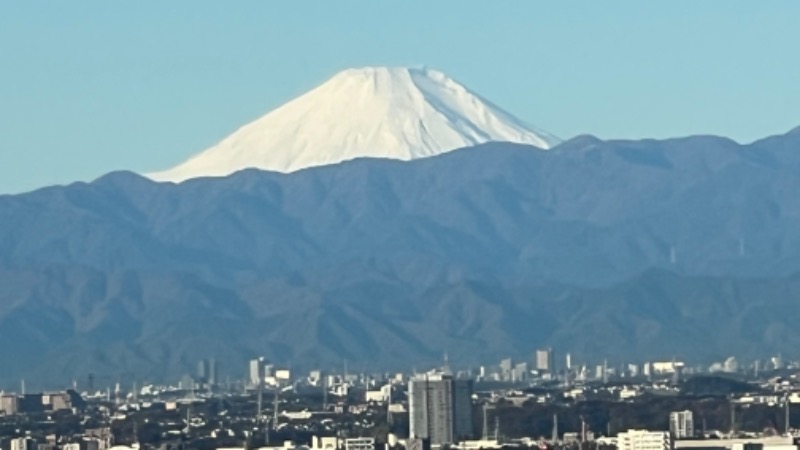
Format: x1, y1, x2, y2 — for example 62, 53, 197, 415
147, 66, 560, 182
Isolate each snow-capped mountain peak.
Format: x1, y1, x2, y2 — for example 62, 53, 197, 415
147, 66, 560, 182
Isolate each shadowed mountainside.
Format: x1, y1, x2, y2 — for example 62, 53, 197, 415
1, 129, 800, 383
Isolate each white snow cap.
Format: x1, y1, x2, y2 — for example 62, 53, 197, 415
148, 66, 560, 182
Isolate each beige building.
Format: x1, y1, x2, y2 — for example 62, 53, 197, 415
1, 394, 18, 415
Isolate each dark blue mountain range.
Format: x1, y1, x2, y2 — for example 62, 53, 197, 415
1, 128, 799, 384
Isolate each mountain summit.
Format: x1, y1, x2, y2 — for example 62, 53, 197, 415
147, 66, 559, 182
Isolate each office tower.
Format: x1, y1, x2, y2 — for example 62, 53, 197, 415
669, 410, 694, 439
536, 348, 554, 372
723, 357, 738, 373
10, 438, 36, 450
408, 372, 473, 445
499, 358, 512, 380
0, 394, 18, 416
208, 358, 218, 386
197, 359, 209, 382
512, 363, 528, 382
249, 357, 265, 387
643, 362, 653, 379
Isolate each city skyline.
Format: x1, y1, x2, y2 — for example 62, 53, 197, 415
3, 5, 800, 450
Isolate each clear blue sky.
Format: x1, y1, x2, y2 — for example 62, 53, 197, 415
1, 1, 799, 194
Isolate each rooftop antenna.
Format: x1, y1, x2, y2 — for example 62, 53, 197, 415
20, 379, 25, 396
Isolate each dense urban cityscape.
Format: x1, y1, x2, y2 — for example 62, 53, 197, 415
3, 351, 800, 450
4, 6, 800, 450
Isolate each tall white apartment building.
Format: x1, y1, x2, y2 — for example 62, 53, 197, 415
669, 410, 694, 439
408, 372, 473, 445
249, 357, 265, 387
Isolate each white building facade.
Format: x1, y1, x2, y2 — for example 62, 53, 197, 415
669, 410, 694, 439
344, 438, 374, 450
618, 430, 673, 450
408, 372, 473, 445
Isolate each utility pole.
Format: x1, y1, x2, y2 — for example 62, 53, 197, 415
386, 384, 393, 426
272, 389, 279, 428
580, 415, 587, 442
322, 375, 328, 411
257, 378, 263, 419
785, 393, 791, 436
482, 403, 489, 440
552, 413, 558, 442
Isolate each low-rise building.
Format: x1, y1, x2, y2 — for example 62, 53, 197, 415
618, 429, 673, 450
344, 438, 374, 450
